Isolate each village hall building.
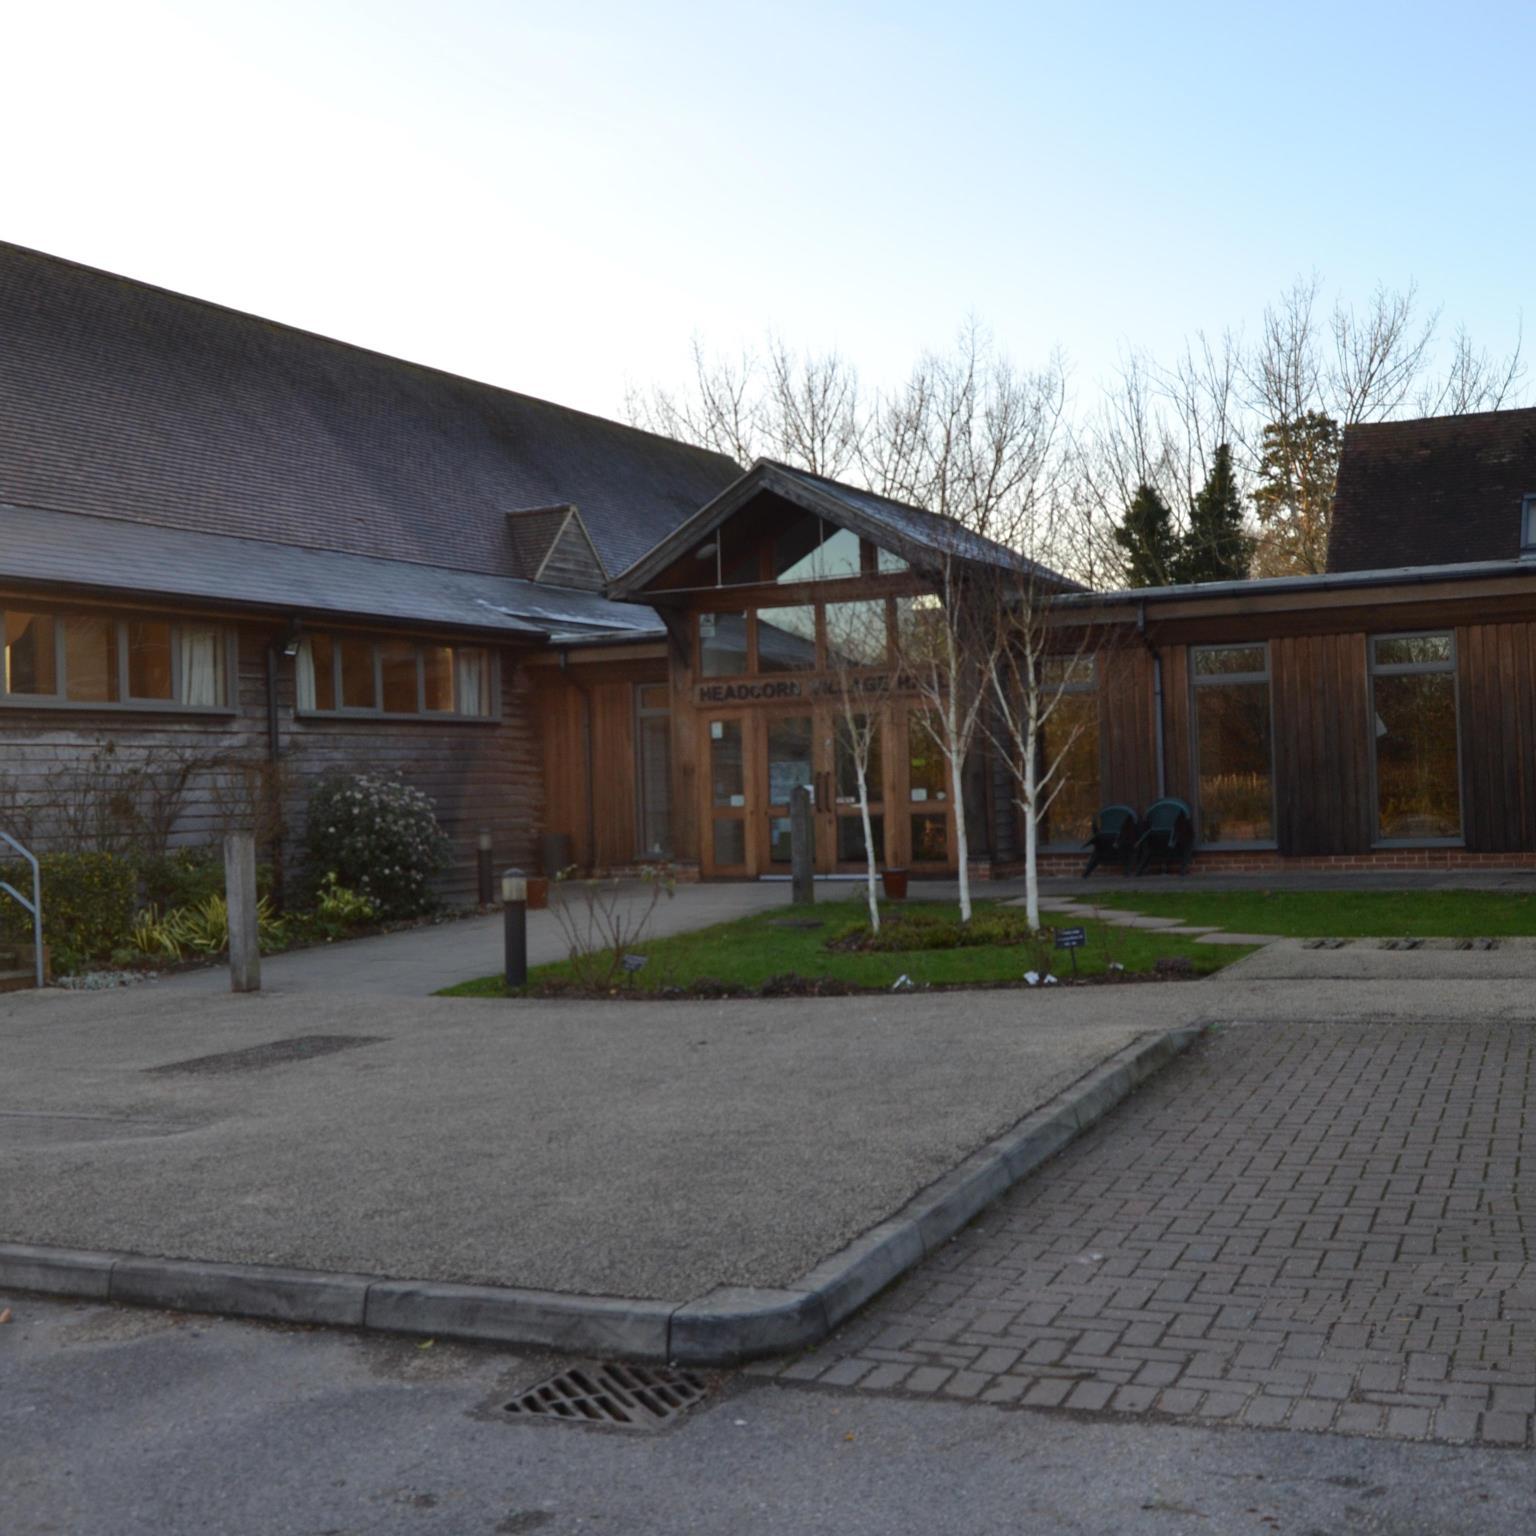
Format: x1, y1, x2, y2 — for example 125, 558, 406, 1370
3, 240, 1536, 894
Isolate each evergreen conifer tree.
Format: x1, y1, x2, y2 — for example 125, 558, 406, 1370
1112, 482, 1180, 587
1181, 444, 1251, 582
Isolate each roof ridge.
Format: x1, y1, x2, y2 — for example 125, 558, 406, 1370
1346, 404, 1536, 434
0, 239, 742, 473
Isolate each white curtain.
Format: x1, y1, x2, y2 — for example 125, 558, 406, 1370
177, 627, 224, 706
295, 638, 317, 712
454, 648, 489, 716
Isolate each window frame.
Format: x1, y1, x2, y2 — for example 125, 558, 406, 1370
0, 604, 236, 714
1521, 494, 1536, 558
633, 680, 672, 859
1188, 641, 1279, 849
1039, 654, 1104, 851
295, 632, 501, 722
1367, 629, 1463, 848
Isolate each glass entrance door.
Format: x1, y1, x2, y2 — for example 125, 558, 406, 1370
703, 713, 750, 875
831, 708, 886, 870
763, 712, 815, 870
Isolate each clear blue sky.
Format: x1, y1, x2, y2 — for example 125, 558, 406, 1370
6, 1, 1531, 419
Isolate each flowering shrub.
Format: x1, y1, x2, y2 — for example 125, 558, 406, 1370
302, 774, 449, 919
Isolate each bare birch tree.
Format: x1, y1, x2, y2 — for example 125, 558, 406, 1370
872, 324, 1069, 922
822, 597, 890, 932
627, 335, 861, 476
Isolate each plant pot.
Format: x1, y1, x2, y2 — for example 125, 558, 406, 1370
526, 876, 549, 911
880, 867, 909, 901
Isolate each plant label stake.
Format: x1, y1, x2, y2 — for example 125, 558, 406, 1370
1055, 925, 1086, 979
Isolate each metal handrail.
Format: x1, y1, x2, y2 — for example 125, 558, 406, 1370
0, 829, 43, 988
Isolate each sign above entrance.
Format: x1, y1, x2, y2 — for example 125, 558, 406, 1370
695, 674, 896, 706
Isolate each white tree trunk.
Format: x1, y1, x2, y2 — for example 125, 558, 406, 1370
950, 743, 971, 924
1023, 685, 1041, 930
857, 761, 880, 933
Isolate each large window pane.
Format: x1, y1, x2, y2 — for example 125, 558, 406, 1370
766, 715, 813, 804
423, 645, 454, 711
907, 712, 947, 802
1375, 671, 1460, 839
638, 715, 671, 856
837, 813, 885, 864
712, 818, 746, 866
709, 719, 744, 806
3, 612, 57, 695
756, 607, 817, 672
910, 812, 947, 863
824, 600, 888, 669
1041, 693, 1099, 846
125, 620, 173, 699
63, 616, 120, 702
699, 612, 748, 677
1194, 680, 1273, 842
774, 516, 862, 584
380, 640, 418, 713
835, 715, 883, 802
339, 638, 376, 709
306, 634, 336, 711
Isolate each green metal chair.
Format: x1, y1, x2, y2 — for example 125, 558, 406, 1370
1132, 798, 1195, 876
1081, 804, 1141, 877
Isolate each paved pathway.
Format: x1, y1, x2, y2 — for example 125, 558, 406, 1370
760, 1017, 1536, 1450
151, 878, 797, 995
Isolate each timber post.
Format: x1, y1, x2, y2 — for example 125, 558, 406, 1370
224, 830, 261, 993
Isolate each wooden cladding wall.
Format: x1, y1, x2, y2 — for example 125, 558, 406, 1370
1100, 643, 1161, 810
1457, 622, 1536, 853
0, 619, 542, 901
532, 659, 668, 870
1270, 632, 1372, 855
1158, 645, 1193, 805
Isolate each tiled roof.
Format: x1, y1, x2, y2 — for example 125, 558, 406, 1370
1328, 407, 1536, 573
0, 502, 662, 639
0, 242, 741, 582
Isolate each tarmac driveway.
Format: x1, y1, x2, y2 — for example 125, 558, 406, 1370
0, 982, 1181, 1300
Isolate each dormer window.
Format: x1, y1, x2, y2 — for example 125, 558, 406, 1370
1523, 493, 1536, 558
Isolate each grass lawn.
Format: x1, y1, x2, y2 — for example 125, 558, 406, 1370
1089, 888, 1536, 938
437, 898, 1249, 998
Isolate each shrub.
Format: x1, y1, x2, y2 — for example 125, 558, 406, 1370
303, 773, 449, 920
135, 845, 276, 914
0, 851, 136, 975
289, 873, 379, 943
162, 894, 287, 957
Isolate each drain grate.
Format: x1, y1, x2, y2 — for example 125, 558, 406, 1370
503, 1363, 707, 1431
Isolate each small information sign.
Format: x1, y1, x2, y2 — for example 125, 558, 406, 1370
1054, 925, 1087, 978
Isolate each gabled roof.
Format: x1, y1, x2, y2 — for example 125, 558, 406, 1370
609, 459, 1074, 595
0, 241, 742, 583
0, 502, 660, 639
1328, 407, 1536, 573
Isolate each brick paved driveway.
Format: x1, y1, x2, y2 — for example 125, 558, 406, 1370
762, 1021, 1536, 1448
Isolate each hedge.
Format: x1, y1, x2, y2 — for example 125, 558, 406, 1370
0, 851, 137, 973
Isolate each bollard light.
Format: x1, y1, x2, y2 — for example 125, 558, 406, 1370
502, 866, 528, 988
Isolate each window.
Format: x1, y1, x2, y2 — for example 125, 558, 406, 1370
824, 599, 889, 669
772, 517, 863, 585
635, 683, 671, 857
296, 635, 494, 718
1523, 494, 1536, 557
1191, 644, 1274, 844
766, 714, 813, 863
1039, 656, 1099, 847
755, 606, 818, 672
0, 607, 231, 710
698, 611, 748, 677
1370, 632, 1461, 842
